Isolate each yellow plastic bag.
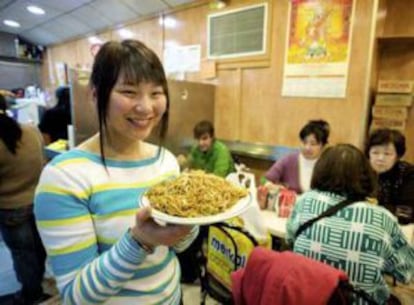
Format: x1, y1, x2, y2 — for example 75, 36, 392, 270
206, 217, 271, 290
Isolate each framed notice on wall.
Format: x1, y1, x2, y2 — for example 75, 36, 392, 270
282, 0, 355, 98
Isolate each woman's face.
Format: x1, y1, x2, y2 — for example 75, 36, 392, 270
369, 143, 398, 174
301, 134, 323, 160
105, 78, 167, 142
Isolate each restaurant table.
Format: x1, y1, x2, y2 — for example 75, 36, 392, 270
261, 210, 287, 238
261, 210, 414, 245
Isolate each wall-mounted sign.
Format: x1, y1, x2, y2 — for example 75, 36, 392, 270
282, 0, 355, 98
163, 44, 201, 75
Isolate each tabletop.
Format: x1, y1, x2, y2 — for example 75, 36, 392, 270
261, 210, 414, 245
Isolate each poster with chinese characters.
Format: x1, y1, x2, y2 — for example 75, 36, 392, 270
282, 0, 354, 98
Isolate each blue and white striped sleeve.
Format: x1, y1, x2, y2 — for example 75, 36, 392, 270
172, 226, 199, 253
34, 164, 148, 304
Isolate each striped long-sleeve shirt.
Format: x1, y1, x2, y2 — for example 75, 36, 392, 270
34, 147, 198, 305
286, 190, 414, 305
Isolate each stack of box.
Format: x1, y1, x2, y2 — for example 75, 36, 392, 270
371, 80, 413, 132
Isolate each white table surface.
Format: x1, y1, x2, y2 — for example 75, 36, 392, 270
261, 210, 287, 238
261, 210, 414, 245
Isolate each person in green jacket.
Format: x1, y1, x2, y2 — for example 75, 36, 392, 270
176, 120, 235, 283
186, 120, 235, 177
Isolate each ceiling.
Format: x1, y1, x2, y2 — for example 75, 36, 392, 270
0, 0, 196, 46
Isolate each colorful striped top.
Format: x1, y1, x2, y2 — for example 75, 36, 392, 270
286, 190, 414, 305
34, 147, 198, 305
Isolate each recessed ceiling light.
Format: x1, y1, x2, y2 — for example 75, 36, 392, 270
27, 5, 45, 15
3, 19, 20, 27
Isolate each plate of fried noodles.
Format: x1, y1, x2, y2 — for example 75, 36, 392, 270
140, 171, 251, 225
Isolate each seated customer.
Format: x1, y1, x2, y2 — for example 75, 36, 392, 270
186, 120, 235, 177
366, 128, 414, 223
264, 119, 330, 193
176, 120, 234, 283
38, 86, 71, 145
286, 144, 414, 305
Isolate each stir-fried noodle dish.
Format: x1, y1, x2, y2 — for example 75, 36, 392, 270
146, 171, 248, 217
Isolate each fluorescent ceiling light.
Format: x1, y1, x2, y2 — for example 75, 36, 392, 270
88, 36, 103, 44
27, 5, 45, 15
3, 19, 20, 27
118, 28, 134, 39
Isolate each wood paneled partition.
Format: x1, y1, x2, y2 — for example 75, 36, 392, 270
43, 0, 384, 155
374, 0, 414, 162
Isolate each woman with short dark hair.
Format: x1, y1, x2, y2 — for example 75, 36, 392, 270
264, 119, 330, 194
286, 144, 414, 305
38, 86, 72, 144
366, 128, 414, 223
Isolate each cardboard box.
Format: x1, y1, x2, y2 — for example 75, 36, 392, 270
375, 94, 413, 107
372, 106, 408, 120
378, 80, 414, 94
370, 118, 406, 132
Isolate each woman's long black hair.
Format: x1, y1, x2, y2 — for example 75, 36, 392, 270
90, 40, 170, 166
0, 94, 22, 154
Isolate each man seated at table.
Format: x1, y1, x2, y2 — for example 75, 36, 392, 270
178, 120, 235, 177
176, 120, 235, 283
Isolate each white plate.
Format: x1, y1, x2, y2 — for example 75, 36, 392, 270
140, 193, 252, 225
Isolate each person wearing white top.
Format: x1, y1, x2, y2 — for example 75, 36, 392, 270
263, 120, 330, 194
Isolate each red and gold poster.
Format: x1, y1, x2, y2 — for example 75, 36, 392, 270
282, 0, 354, 98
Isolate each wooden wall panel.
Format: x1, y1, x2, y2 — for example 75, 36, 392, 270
164, 5, 208, 51
110, 19, 163, 59
378, 43, 414, 162
214, 69, 241, 140
75, 31, 112, 69
376, 0, 387, 37
237, 0, 376, 149
379, 44, 414, 79
51, 40, 78, 68
375, 0, 414, 162
383, 0, 414, 36
405, 105, 414, 163
40, 49, 53, 90
74, 38, 95, 69
44, 0, 381, 157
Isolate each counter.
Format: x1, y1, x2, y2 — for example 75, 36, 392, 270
178, 138, 297, 162
220, 140, 297, 162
